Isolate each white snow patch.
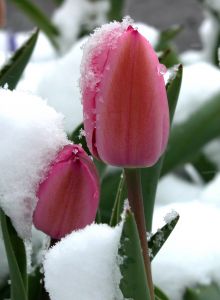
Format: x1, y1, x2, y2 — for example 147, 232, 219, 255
199, 16, 219, 62
174, 62, 220, 124
180, 50, 204, 65
44, 223, 123, 300
203, 139, 220, 169
18, 38, 85, 133
156, 174, 202, 205
0, 89, 67, 238
173, 62, 220, 168
152, 201, 220, 300
200, 173, 220, 206
53, 0, 109, 53
0, 30, 57, 62
163, 209, 178, 224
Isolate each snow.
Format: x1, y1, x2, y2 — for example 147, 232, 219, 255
181, 9, 220, 64
156, 174, 202, 205
18, 20, 159, 134
43, 175, 220, 300
174, 62, 220, 124
163, 209, 178, 223
173, 62, 220, 168
200, 173, 220, 206
135, 22, 159, 47
0, 89, 67, 239
80, 16, 133, 94
180, 50, 203, 65
203, 139, 220, 169
44, 223, 123, 300
152, 201, 220, 300
18, 37, 85, 133
205, 0, 220, 11
0, 30, 57, 62
199, 16, 219, 62
52, 0, 109, 53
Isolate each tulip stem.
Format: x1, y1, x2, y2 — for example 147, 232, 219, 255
124, 168, 154, 300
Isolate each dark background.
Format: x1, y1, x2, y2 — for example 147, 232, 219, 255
6, 0, 204, 51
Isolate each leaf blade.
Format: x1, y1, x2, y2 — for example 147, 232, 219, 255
148, 213, 179, 261
162, 91, 220, 176
0, 29, 39, 90
9, 0, 59, 48
119, 209, 151, 300
141, 65, 183, 231
0, 210, 28, 300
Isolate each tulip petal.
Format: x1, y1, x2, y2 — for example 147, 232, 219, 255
33, 145, 99, 239
96, 28, 169, 167
81, 19, 169, 167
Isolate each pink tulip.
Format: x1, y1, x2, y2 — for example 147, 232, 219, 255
80, 18, 169, 167
33, 144, 100, 239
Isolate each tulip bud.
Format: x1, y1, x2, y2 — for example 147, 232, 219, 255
80, 17, 169, 167
33, 144, 100, 239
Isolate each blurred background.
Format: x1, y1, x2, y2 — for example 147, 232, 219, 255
7, 0, 203, 51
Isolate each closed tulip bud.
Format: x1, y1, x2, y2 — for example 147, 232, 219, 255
33, 144, 99, 239
80, 17, 169, 168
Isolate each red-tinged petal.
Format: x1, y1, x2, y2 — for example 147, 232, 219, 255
81, 19, 170, 167
81, 18, 133, 158
33, 145, 99, 239
95, 28, 169, 167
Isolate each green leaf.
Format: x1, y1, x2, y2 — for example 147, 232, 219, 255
162, 91, 220, 176
68, 123, 107, 179
192, 152, 217, 182
53, 0, 64, 6
99, 169, 122, 223
184, 283, 220, 300
110, 171, 127, 226
0, 282, 10, 300
68, 123, 90, 154
156, 26, 181, 67
148, 213, 179, 261
166, 64, 183, 122
108, 0, 124, 21
9, 0, 59, 48
141, 64, 183, 231
161, 48, 180, 68
119, 209, 151, 300
28, 268, 44, 300
0, 209, 28, 300
157, 25, 183, 50
155, 286, 170, 300
0, 29, 39, 90
197, 0, 220, 65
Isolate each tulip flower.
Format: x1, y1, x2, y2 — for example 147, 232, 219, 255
80, 18, 169, 167
33, 144, 100, 239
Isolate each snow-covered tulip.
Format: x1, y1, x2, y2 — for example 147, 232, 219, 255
33, 144, 99, 239
81, 18, 169, 167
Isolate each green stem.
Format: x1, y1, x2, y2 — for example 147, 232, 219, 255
124, 168, 154, 300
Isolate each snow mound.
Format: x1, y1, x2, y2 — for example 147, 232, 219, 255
0, 89, 67, 238
44, 223, 123, 300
